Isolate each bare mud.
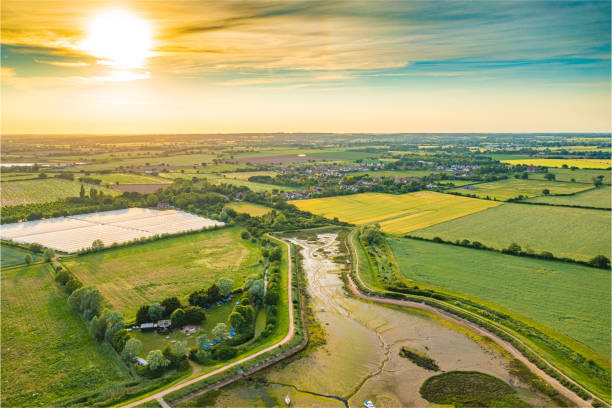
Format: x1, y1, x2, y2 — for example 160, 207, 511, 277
211, 233, 559, 408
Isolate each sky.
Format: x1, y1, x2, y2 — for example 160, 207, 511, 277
1, 0, 610, 134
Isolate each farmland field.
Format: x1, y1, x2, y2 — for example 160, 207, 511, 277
0, 178, 119, 207
221, 171, 278, 180
227, 202, 272, 216
412, 203, 611, 261
63, 226, 264, 319
528, 186, 611, 209
91, 173, 171, 185
448, 178, 591, 201
501, 158, 611, 169
1, 263, 132, 406
528, 168, 611, 184
160, 172, 298, 192
1, 245, 39, 268
389, 238, 611, 357
291, 191, 500, 234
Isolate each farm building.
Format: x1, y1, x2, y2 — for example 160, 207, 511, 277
140, 323, 155, 332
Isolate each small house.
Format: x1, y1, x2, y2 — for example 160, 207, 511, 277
157, 320, 172, 329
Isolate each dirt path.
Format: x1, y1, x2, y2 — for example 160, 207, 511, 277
119, 237, 294, 408
345, 231, 597, 407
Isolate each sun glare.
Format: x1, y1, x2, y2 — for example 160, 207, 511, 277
82, 9, 152, 69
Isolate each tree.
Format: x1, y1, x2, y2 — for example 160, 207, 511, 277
174, 340, 189, 357
148, 303, 165, 321
506, 242, 522, 255
147, 349, 170, 371
212, 323, 228, 340
89, 315, 107, 340
184, 306, 206, 324
80, 184, 86, 199
249, 279, 264, 305
542, 189, 550, 195
29, 243, 43, 253
113, 329, 130, 352
68, 286, 103, 320
136, 305, 150, 325
593, 176, 604, 188
196, 333, 209, 348
243, 274, 260, 291
544, 173, 555, 181
520, 172, 529, 180
161, 297, 182, 315
43, 248, 55, 262
122, 338, 142, 361
171, 308, 186, 328
217, 278, 234, 298
55, 270, 71, 285
90, 188, 98, 200
24, 254, 33, 264
65, 278, 83, 294
589, 255, 610, 269
92, 239, 104, 252
206, 284, 221, 302
229, 312, 245, 331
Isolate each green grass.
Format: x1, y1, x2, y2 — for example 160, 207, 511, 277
420, 371, 527, 407
389, 237, 611, 357
227, 202, 273, 216
62, 227, 264, 319
528, 168, 611, 184
0, 178, 119, 207
448, 178, 591, 201
1, 245, 40, 268
91, 173, 172, 185
412, 203, 611, 261
527, 186, 611, 209
1, 263, 132, 406
221, 171, 278, 180
72, 153, 217, 172
159, 172, 298, 192
308, 150, 381, 160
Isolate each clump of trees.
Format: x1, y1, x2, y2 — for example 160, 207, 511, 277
136, 296, 206, 327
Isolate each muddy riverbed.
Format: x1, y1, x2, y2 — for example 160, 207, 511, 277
204, 233, 559, 408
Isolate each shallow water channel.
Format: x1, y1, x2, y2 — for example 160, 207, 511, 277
210, 233, 556, 407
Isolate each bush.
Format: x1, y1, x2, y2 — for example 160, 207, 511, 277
211, 344, 237, 360
55, 270, 71, 285
184, 306, 206, 324
589, 255, 610, 269
65, 278, 83, 294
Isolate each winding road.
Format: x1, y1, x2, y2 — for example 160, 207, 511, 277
120, 236, 294, 408
345, 231, 600, 408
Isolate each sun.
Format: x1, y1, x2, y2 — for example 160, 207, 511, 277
82, 9, 152, 69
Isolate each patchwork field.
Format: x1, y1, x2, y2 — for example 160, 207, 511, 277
528, 186, 611, 209
160, 172, 297, 192
448, 178, 591, 201
227, 202, 273, 216
0, 178, 119, 207
62, 227, 264, 319
1, 245, 40, 268
1, 263, 132, 406
501, 158, 611, 169
528, 168, 611, 184
291, 191, 500, 234
412, 203, 611, 261
389, 238, 611, 357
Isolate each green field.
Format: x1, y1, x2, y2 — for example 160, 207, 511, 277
91, 173, 172, 185
0, 178, 119, 207
72, 153, 217, 172
227, 202, 273, 216
448, 178, 591, 201
291, 191, 500, 234
1, 245, 40, 268
63, 227, 264, 319
221, 171, 278, 180
528, 186, 611, 209
502, 158, 611, 169
160, 172, 298, 192
412, 203, 611, 261
1, 263, 132, 406
308, 150, 381, 160
389, 238, 611, 357
528, 168, 611, 184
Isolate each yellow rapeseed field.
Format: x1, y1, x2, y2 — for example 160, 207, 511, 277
290, 191, 500, 234
501, 158, 611, 169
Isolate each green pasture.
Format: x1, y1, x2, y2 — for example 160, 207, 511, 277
1, 263, 132, 406
226, 202, 273, 217
1, 245, 40, 268
412, 203, 610, 261
528, 168, 611, 184
448, 178, 591, 201
0, 178, 119, 207
527, 186, 611, 209
389, 238, 611, 358
91, 173, 171, 185
62, 227, 264, 319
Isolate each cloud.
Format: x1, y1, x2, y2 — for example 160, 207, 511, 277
34, 58, 89, 67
